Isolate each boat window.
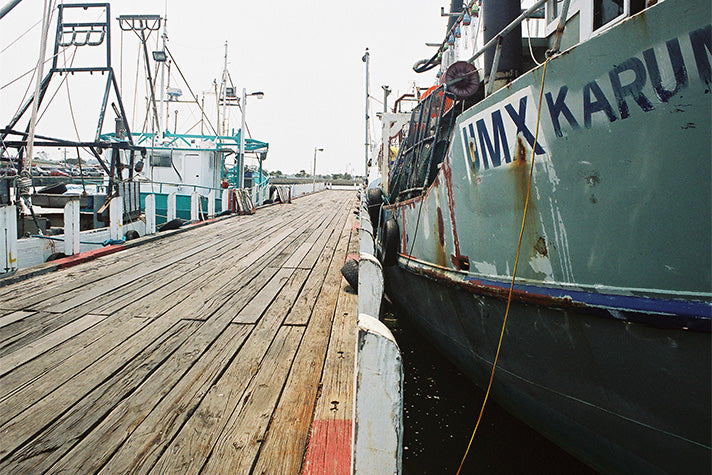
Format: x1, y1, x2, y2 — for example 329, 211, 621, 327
547, 0, 566, 23
150, 150, 172, 168
593, 0, 625, 30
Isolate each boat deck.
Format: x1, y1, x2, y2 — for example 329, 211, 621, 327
0, 190, 358, 473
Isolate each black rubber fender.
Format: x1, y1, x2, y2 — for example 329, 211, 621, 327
124, 230, 140, 241
380, 218, 400, 267
158, 218, 183, 232
366, 187, 383, 231
46, 252, 67, 262
340, 257, 359, 292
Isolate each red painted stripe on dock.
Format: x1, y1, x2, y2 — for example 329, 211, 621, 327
302, 419, 352, 475
57, 245, 126, 268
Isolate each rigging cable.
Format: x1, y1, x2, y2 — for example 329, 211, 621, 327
164, 45, 218, 136
131, 41, 141, 131
0, 18, 42, 56
36, 45, 77, 124
456, 56, 550, 474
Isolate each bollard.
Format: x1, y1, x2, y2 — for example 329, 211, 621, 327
190, 192, 199, 221
145, 194, 156, 234
208, 190, 215, 217
221, 188, 230, 213
1, 205, 18, 273
109, 198, 123, 241
63, 199, 80, 256
167, 192, 177, 221
352, 314, 403, 474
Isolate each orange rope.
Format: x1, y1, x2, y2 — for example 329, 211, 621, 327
456, 57, 550, 474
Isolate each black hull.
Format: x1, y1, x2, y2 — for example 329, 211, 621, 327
385, 265, 711, 474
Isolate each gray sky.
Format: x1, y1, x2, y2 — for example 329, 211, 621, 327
1, 0, 450, 175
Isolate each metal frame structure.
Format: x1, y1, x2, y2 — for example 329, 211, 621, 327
0, 3, 144, 198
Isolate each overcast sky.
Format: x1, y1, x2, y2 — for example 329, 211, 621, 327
0, 0, 451, 175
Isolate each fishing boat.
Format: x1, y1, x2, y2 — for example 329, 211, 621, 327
370, 0, 711, 472
100, 18, 271, 224
1, 4, 273, 271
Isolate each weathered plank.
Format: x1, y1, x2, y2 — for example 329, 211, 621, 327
284, 208, 349, 326
0, 316, 189, 460
0, 190, 359, 474
0, 310, 35, 328
46, 324, 252, 474
0, 320, 202, 473
232, 267, 295, 324
251, 205, 354, 474
0, 313, 108, 377
0, 311, 86, 358
0, 314, 150, 411
200, 326, 304, 474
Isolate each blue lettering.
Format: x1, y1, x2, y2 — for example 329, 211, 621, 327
690, 25, 712, 87
644, 38, 688, 102
545, 86, 580, 137
476, 110, 509, 168
609, 57, 654, 119
583, 80, 617, 128
504, 96, 546, 154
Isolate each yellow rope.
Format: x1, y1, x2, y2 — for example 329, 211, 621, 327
456, 57, 550, 474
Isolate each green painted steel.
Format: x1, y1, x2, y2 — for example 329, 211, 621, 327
381, 0, 711, 472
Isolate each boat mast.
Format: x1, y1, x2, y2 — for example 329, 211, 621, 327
362, 47, 370, 181
221, 41, 228, 138
159, 11, 168, 138
24, 0, 52, 178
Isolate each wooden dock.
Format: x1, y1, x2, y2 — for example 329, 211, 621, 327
0, 190, 359, 474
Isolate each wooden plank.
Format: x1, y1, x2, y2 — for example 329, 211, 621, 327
0, 313, 108, 377
104, 204, 315, 322
0, 320, 202, 473
312, 278, 358, 422
232, 267, 294, 324
0, 316, 189, 460
0, 310, 35, 328
251, 205, 354, 474
70, 221, 319, 474
283, 209, 349, 326
199, 326, 304, 474
0, 207, 285, 312
43, 324, 251, 475
258, 268, 311, 325
0, 314, 150, 410
0, 199, 300, 309
71, 317, 252, 474
302, 222, 359, 475
84, 209, 309, 316
145, 269, 312, 473
0, 311, 86, 358
0, 191, 358, 473
158, 224, 303, 323
277, 208, 337, 269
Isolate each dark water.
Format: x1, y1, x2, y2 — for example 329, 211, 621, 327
381, 301, 598, 475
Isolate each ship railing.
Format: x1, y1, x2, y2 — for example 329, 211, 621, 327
464, 0, 570, 96
139, 180, 223, 195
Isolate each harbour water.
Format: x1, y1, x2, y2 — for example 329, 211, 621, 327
382, 301, 597, 474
